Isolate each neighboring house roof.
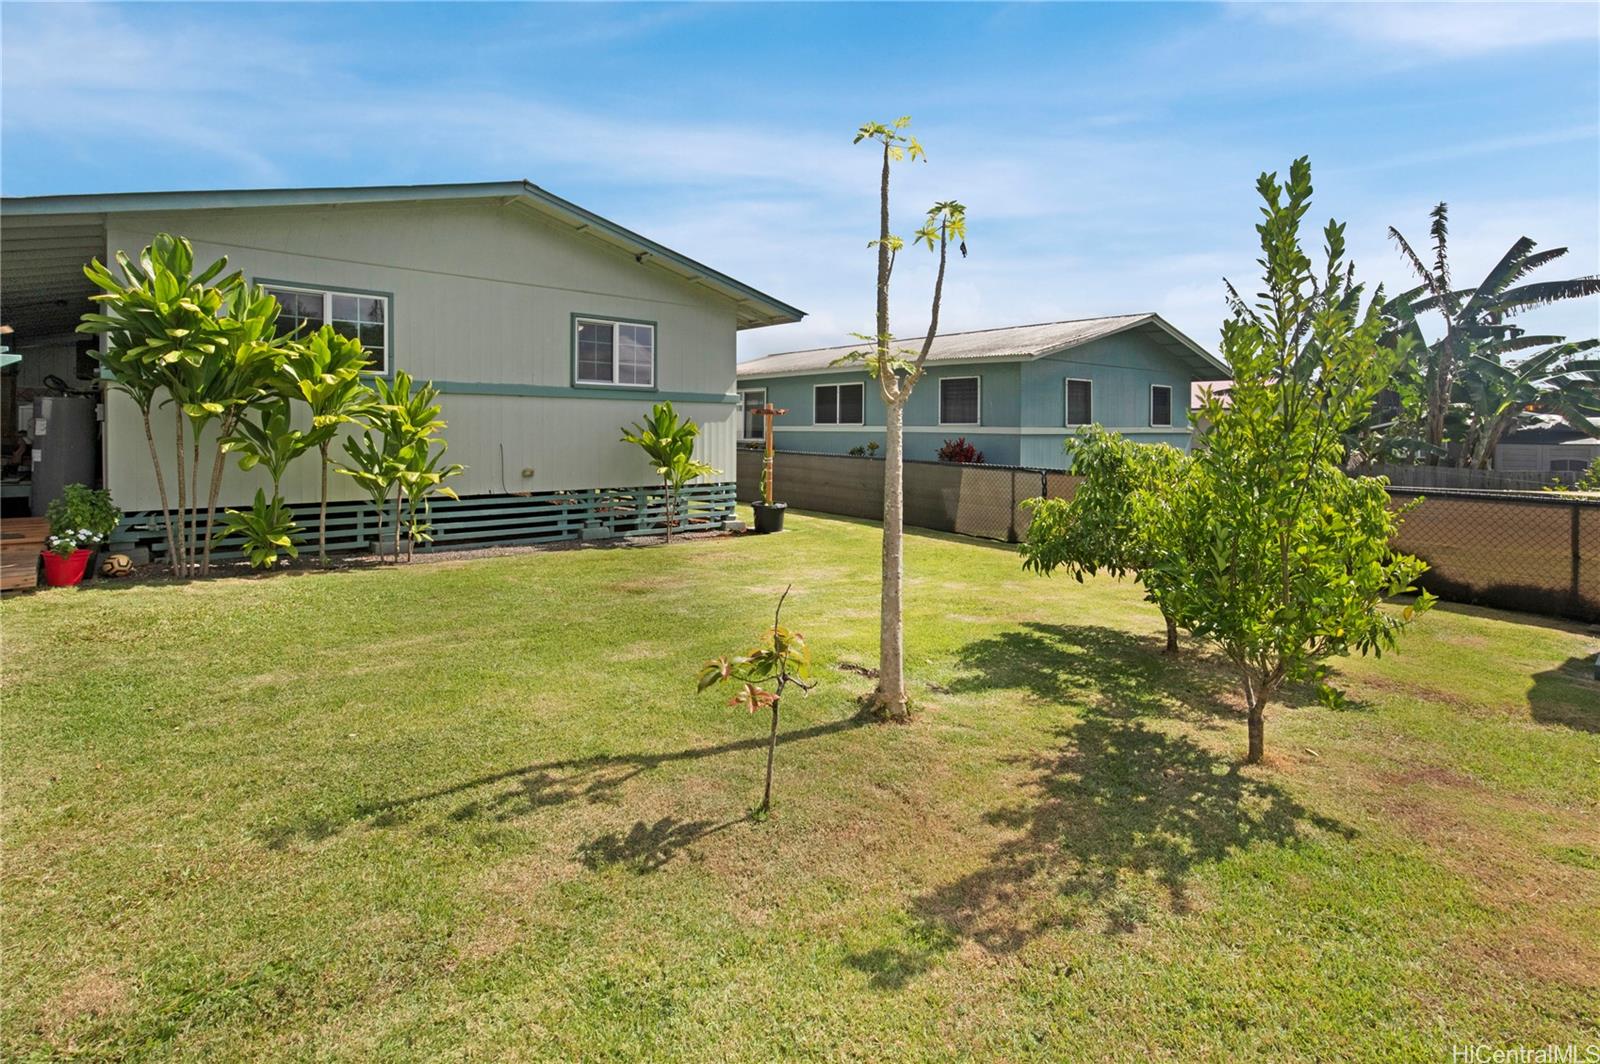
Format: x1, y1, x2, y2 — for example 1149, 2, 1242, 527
735, 313, 1228, 379
1500, 414, 1600, 446
1, 181, 805, 331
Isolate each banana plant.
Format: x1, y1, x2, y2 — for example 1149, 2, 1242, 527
1457, 339, 1600, 468
213, 488, 300, 569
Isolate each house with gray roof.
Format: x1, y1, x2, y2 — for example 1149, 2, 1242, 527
734, 314, 1228, 468
1, 181, 802, 552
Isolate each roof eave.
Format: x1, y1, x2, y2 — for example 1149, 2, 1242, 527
1, 180, 805, 330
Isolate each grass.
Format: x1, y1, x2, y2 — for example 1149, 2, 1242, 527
3, 508, 1597, 1060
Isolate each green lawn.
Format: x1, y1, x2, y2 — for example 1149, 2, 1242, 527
3, 509, 1597, 1060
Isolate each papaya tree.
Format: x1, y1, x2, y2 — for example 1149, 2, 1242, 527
832, 116, 967, 722
1020, 426, 1190, 653
1153, 157, 1434, 764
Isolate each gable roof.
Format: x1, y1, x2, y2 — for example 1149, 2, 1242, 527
735, 313, 1228, 379
1, 180, 804, 330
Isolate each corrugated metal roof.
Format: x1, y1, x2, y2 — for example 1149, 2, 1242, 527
1, 181, 805, 331
737, 313, 1228, 378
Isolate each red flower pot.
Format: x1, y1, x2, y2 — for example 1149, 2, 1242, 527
41, 548, 92, 587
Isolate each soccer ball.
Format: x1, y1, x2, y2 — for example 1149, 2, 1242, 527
99, 553, 135, 578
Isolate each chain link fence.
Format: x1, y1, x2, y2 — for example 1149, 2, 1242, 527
735, 448, 1600, 623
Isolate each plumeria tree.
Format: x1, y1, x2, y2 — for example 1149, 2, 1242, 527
1154, 157, 1434, 764
833, 116, 967, 723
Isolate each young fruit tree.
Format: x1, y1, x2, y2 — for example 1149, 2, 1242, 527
1153, 157, 1435, 764
697, 586, 815, 816
1020, 426, 1191, 653
834, 116, 967, 722
620, 401, 716, 543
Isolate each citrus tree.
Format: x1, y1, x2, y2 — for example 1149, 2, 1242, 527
1154, 157, 1434, 764
832, 116, 967, 722
1020, 426, 1191, 653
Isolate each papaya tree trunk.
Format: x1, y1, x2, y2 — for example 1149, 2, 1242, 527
875, 400, 909, 721
187, 429, 201, 577
663, 476, 673, 543
392, 483, 402, 564
139, 405, 180, 578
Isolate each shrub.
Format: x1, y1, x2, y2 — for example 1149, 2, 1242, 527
937, 437, 985, 464
45, 484, 120, 557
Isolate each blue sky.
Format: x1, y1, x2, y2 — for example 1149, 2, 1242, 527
3, 1, 1597, 361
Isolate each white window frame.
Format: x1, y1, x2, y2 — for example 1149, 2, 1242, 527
938, 375, 981, 427
263, 283, 390, 375
1065, 377, 1093, 427
1150, 383, 1174, 428
739, 388, 767, 442
813, 382, 864, 426
574, 317, 656, 388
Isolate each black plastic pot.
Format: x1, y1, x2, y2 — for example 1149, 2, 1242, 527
752, 502, 788, 534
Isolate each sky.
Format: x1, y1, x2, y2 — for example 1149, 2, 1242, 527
2, 1, 1597, 362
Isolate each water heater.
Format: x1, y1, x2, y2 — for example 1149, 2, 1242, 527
29, 395, 98, 516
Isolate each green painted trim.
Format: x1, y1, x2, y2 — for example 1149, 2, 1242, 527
254, 276, 396, 378
569, 311, 660, 394
433, 380, 737, 404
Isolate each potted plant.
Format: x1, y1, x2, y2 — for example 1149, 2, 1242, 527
43, 484, 121, 587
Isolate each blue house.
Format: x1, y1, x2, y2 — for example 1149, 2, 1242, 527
735, 314, 1229, 469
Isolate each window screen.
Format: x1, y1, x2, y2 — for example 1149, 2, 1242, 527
1066, 379, 1092, 426
940, 377, 979, 425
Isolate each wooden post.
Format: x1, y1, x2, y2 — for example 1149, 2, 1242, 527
756, 403, 788, 504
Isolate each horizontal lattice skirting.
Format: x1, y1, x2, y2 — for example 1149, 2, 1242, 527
110, 482, 738, 562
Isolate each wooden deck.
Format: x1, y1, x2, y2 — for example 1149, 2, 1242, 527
1, 517, 46, 592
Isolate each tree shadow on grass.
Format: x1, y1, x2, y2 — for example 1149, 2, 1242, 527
1527, 654, 1600, 733
849, 623, 1354, 985
262, 715, 865, 848
577, 815, 749, 874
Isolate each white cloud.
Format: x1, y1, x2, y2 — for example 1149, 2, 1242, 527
1244, 1, 1600, 57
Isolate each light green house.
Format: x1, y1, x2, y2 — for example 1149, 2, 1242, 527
0, 182, 803, 551
735, 315, 1228, 469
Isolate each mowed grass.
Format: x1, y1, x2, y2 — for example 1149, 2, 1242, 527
2, 509, 1597, 1060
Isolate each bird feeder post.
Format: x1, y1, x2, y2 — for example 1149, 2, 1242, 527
758, 402, 787, 505
752, 402, 789, 533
